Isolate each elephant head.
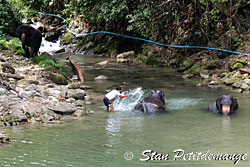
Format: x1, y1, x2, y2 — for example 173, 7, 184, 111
215, 95, 238, 115
134, 89, 166, 113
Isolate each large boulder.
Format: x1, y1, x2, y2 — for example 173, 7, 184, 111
48, 102, 78, 115
49, 73, 68, 85
66, 89, 86, 100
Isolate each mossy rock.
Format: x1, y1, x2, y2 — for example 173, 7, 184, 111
231, 62, 244, 70
189, 64, 201, 75
61, 32, 75, 44
183, 57, 195, 68
49, 73, 68, 85
2, 64, 15, 74
205, 60, 218, 70
177, 67, 186, 72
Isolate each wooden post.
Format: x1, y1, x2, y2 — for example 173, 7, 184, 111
68, 54, 84, 82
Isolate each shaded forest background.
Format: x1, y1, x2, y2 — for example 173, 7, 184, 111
1, 0, 250, 66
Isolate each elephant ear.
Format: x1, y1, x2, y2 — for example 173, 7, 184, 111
159, 91, 165, 103
232, 97, 239, 112
216, 97, 222, 113
149, 90, 156, 96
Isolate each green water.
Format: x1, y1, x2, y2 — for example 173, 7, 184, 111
1, 55, 250, 167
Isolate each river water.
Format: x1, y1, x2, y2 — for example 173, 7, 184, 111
1, 54, 250, 167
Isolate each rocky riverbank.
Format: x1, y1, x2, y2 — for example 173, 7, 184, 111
0, 50, 93, 143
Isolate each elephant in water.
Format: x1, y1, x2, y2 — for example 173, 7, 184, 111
134, 90, 166, 113
209, 95, 238, 115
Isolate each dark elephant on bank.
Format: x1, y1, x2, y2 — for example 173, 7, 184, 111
209, 95, 238, 115
16, 24, 42, 58
134, 90, 166, 113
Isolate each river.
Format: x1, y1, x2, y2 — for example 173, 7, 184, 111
0, 54, 250, 167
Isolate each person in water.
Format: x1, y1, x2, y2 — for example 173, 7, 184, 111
103, 86, 128, 112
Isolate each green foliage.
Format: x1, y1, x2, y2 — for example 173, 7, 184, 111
247, 34, 250, 41
236, 59, 248, 65
211, 9, 220, 20
33, 54, 51, 63
0, 38, 23, 54
20, 0, 65, 13
231, 62, 244, 70
189, 64, 201, 75
205, 60, 218, 70
0, 0, 22, 37
33, 54, 66, 68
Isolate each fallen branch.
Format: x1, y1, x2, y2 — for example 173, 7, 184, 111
68, 54, 84, 82
0, 73, 24, 80
239, 68, 250, 74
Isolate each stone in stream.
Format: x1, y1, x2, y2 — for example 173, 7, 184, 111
48, 102, 78, 115
0, 132, 10, 144
95, 75, 108, 80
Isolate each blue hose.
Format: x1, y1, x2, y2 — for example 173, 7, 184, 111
20, 10, 250, 57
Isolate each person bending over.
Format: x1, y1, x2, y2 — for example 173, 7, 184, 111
103, 86, 128, 112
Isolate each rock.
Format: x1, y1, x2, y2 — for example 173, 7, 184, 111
40, 114, 54, 123
61, 32, 75, 44
208, 80, 220, 85
75, 100, 84, 106
232, 80, 243, 88
116, 51, 135, 59
86, 110, 94, 114
169, 58, 179, 66
205, 60, 218, 70
49, 73, 68, 85
183, 57, 195, 69
117, 58, 129, 63
2, 64, 15, 74
45, 28, 62, 42
84, 101, 92, 105
47, 96, 60, 104
72, 110, 86, 117
10, 109, 28, 123
97, 61, 109, 66
25, 84, 38, 91
68, 82, 83, 89
55, 48, 66, 54
80, 85, 92, 90
48, 102, 78, 115
200, 70, 210, 79
0, 132, 9, 144
66, 98, 76, 103
222, 77, 239, 85
95, 75, 108, 80
182, 73, 194, 79
244, 79, 250, 85
66, 89, 86, 100
240, 82, 249, 90
18, 91, 34, 99
110, 50, 118, 58
0, 88, 8, 95
189, 64, 201, 75
102, 144, 112, 148
17, 79, 40, 86
45, 89, 65, 98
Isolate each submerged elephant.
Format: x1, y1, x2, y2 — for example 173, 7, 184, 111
208, 95, 238, 115
134, 90, 166, 113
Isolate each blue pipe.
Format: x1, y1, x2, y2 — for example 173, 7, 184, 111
20, 10, 250, 57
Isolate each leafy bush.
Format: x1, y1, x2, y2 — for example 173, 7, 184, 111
33, 54, 66, 68
0, 0, 22, 37
0, 38, 23, 54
